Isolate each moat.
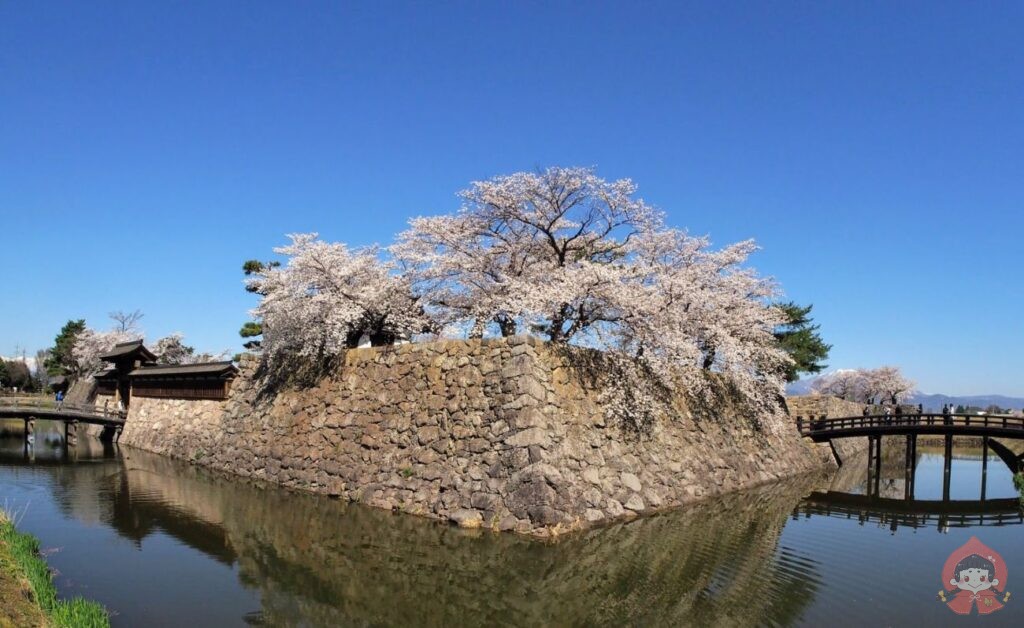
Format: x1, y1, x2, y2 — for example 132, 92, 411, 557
2, 423, 1023, 626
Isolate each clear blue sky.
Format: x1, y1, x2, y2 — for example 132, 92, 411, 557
2, 2, 1021, 395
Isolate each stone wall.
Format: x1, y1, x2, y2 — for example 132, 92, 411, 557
785, 394, 871, 464
65, 378, 96, 406
785, 394, 867, 420
121, 336, 830, 536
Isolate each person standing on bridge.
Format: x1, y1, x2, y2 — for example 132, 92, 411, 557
884, 405, 893, 425
55, 389, 64, 411
943, 404, 952, 425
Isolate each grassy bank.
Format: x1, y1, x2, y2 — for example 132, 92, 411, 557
0, 512, 109, 628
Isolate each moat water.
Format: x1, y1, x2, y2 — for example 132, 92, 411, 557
2, 422, 1023, 626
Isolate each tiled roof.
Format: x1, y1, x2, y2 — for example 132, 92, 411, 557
128, 361, 238, 379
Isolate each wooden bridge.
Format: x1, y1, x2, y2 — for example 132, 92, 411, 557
0, 400, 125, 444
797, 412, 1024, 501
797, 412, 1024, 442
795, 491, 1024, 530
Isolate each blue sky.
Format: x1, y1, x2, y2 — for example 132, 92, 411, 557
1, 2, 1021, 395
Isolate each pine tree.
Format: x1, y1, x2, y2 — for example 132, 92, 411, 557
773, 302, 831, 383
44, 319, 86, 377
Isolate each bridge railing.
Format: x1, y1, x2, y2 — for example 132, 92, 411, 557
796, 412, 1024, 437
0, 398, 125, 420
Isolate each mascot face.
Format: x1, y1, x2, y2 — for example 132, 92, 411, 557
952, 567, 998, 594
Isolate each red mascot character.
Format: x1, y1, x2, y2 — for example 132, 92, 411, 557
939, 536, 1010, 615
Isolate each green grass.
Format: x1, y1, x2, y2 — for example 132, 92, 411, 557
1014, 472, 1024, 503
0, 513, 109, 627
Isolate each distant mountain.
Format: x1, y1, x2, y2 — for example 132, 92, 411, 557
785, 379, 816, 396
906, 393, 1024, 412
785, 377, 1024, 411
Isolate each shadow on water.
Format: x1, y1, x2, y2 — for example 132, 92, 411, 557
2, 424, 1023, 626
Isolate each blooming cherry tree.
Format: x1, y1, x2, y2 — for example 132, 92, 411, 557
71, 328, 141, 376
152, 333, 195, 364
811, 366, 915, 404
151, 333, 231, 364
394, 167, 660, 341
251, 233, 432, 366
866, 366, 916, 405
255, 167, 798, 418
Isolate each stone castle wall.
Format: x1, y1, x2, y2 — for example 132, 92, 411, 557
120, 336, 830, 536
785, 394, 867, 419
785, 395, 870, 464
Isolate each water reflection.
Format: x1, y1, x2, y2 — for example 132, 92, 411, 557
2, 426, 1022, 626
797, 492, 1023, 530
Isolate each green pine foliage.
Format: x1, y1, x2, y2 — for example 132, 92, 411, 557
239, 259, 278, 350
773, 302, 831, 383
44, 319, 86, 377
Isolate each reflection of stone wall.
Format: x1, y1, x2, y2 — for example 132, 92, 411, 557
122, 336, 828, 535
111, 450, 826, 627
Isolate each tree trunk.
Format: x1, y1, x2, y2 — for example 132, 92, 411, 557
496, 314, 516, 337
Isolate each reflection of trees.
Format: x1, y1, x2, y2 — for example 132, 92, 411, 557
31, 444, 827, 626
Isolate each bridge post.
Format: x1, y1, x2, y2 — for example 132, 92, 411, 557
874, 436, 882, 496
64, 420, 78, 447
911, 434, 917, 497
942, 434, 953, 501
904, 435, 917, 500
981, 436, 989, 501
867, 435, 876, 486
866, 435, 882, 497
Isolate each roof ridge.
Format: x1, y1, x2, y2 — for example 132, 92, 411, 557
138, 360, 235, 369
113, 339, 144, 347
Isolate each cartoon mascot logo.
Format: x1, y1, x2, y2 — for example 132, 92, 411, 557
938, 536, 1011, 615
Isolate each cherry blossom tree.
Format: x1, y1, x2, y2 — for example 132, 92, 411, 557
611, 228, 790, 411
254, 167, 797, 418
811, 366, 915, 404
71, 328, 141, 377
251, 233, 432, 368
394, 167, 660, 341
152, 333, 195, 364
393, 167, 790, 415
867, 366, 916, 405
811, 370, 866, 401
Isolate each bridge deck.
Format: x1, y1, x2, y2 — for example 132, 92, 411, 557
0, 401, 125, 426
797, 413, 1024, 442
